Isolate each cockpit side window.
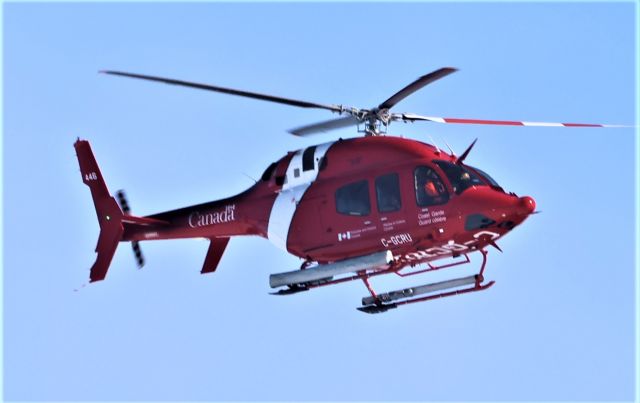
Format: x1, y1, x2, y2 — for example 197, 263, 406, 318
335, 180, 371, 216
415, 166, 449, 206
434, 160, 486, 195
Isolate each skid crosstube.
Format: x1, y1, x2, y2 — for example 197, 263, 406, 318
358, 249, 494, 314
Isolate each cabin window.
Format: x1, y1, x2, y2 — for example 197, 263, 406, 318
336, 180, 370, 216
375, 173, 401, 213
434, 161, 485, 195
261, 162, 277, 181
302, 146, 317, 171
415, 166, 449, 206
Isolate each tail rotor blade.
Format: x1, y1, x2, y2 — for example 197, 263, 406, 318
115, 190, 130, 214
114, 189, 145, 268
132, 241, 145, 268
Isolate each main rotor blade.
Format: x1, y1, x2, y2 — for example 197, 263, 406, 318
289, 115, 360, 136
101, 70, 343, 113
378, 67, 458, 111
394, 113, 632, 128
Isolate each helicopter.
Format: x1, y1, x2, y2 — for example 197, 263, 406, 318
76, 67, 623, 313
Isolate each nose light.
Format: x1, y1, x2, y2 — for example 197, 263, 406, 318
520, 196, 536, 214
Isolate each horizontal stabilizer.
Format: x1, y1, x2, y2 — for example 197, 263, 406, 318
122, 215, 170, 226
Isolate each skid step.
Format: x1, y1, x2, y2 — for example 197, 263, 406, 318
269, 284, 310, 295
362, 275, 479, 306
357, 303, 398, 314
269, 277, 335, 295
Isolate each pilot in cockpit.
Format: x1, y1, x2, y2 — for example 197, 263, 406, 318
424, 180, 440, 197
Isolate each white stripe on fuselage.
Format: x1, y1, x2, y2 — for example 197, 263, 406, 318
267, 141, 334, 251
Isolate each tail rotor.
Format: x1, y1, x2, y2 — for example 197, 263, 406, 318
115, 190, 145, 269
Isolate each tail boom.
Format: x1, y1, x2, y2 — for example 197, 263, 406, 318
76, 139, 274, 281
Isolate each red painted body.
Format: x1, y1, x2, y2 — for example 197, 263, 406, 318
75, 135, 534, 285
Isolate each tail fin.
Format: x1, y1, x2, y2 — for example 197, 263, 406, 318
74, 139, 124, 282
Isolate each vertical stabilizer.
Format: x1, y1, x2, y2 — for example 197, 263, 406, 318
74, 139, 124, 282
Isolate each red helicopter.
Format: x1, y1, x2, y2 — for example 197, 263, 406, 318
76, 67, 622, 313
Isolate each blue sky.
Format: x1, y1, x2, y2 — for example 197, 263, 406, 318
3, 2, 637, 401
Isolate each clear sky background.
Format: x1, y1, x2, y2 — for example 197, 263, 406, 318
3, 2, 637, 401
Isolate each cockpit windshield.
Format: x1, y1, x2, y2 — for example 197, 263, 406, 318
434, 160, 486, 195
469, 166, 502, 189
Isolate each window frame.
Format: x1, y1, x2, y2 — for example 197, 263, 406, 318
335, 179, 371, 216
414, 165, 450, 207
375, 172, 402, 214
466, 165, 504, 192
433, 160, 487, 195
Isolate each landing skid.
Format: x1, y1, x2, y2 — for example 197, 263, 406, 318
358, 276, 495, 314
269, 249, 494, 313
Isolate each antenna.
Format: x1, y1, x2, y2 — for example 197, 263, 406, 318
242, 172, 258, 184
456, 138, 478, 165
443, 140, 456, 157
429, 135, 441, 154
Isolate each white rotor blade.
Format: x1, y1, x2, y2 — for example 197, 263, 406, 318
395, 113, 633, 128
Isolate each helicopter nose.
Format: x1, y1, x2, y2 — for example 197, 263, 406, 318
519, 196, 536, 215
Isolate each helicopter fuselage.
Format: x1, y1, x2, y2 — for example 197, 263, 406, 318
122, 136, 535, 270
